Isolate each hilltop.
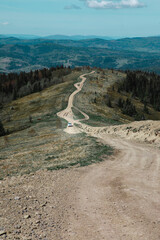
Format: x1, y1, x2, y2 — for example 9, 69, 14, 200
0, 68, 160, 239
0, 67, 159, 179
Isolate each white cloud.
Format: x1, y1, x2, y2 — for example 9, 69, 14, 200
85, 0, 146, 9
1, 22, 9, 25
0, 22, 9, 26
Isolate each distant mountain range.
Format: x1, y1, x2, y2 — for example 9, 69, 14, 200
42, 35, 114, 40
0, 34, 115, 40
0, 35, 160, 73
0, 34, 39, 40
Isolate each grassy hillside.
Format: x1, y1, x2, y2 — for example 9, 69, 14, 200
0, 66, 71, 105
0, 69, 113, 179
0, 68, 159, 179
74, 69, 160, 126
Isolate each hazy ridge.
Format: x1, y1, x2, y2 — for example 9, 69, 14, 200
1, 35, 160, 73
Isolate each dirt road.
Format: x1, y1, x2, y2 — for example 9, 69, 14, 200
57, 72, 94, 134
57, 72, 160, 240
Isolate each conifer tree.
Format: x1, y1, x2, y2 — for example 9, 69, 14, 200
0, 120, 5, 136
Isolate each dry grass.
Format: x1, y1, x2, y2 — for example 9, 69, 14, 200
0, 124, 112, 179
107, 82, 160, 121
0, 71, 83, 178
0, 70, 113, 179
74, 69, 160, 125
0, 71, 82, 132
74, 69, 127, 125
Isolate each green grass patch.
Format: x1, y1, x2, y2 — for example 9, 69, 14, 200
47, 135, 113, 171
72, 107, 85, 120
85, 113, 122, 127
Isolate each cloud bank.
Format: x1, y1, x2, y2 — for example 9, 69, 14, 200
83, 0, 146, 9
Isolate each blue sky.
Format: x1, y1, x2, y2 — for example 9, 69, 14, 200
0, 0, 160, 37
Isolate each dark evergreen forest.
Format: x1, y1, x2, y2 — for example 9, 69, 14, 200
0, 65, 71, 105
118, 71, 160, 112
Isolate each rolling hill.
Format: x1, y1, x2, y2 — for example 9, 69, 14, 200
1, 36, 160, 73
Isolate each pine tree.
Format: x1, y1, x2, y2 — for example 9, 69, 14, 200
0, 120, 5, 136
107, 98, 112, 108
143, 102, 149, 114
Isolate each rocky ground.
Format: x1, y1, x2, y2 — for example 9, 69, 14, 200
0, 168, 82, 240
1, 134, 160, 240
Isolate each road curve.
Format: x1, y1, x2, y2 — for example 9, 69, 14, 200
57, 72, 160, 240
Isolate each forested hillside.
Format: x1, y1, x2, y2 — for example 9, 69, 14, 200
1, 36, 160, 73
106, 70, 160, 121
0, 66, 71, 105
118, 71, 160, 111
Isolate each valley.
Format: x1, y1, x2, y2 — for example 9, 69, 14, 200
1, 36, 160, 73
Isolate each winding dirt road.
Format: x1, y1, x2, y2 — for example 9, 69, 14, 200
57, 72, 160, 240
57, 72, 94, 133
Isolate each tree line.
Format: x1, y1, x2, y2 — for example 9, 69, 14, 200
0, 65, 72, 136
104, 70, 160, 120
118, 70, 160, 111
0, 65, 71, 105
